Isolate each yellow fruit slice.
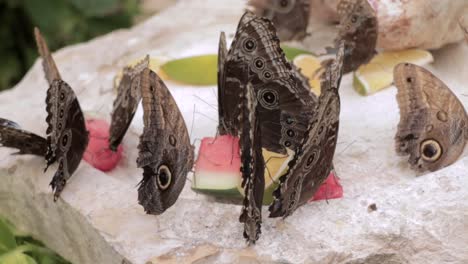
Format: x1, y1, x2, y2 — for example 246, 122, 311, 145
113, 56, 166, 90
354, 49, 433, 95
237, 148, 293, 205
293, 54, 323, 96
160, 55, 217, 86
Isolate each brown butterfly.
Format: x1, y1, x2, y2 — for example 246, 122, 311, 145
239, 83, 264, 244
217, 12, 317, 155
394, 63, 467, 172
36, 28, 89, 200
248, 0, 310, 41
0, 28, 89, 200
0, 118, 47, 156
270, 41, 345, 218
324, 0, 378, 74
109, 56, 149, 151
136, 67, 194, 214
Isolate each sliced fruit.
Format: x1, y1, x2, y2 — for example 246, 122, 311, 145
160, 54, 218, 86
192, 135, 242, 197
293, 54, 323, 95
113, 56, 166, 89
354, 49, 433, 95
309, 170, 343, 202
281, 45, 315, 61
83, 119, 122, 172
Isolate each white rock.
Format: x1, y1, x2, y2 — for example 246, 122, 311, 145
0, 1, 467, 263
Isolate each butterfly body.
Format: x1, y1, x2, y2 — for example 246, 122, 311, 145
394, 63, 467, 172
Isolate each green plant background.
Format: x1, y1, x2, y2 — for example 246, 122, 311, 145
0, 217, 71, 264
0, 0, 139, 92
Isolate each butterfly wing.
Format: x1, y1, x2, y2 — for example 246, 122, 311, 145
0, 118, 47, 156
334, 0, 378, 73
248, 0, 310, 41
34, 27, 61, 84
108, 56, 149, 151
269, 43, 345, 218
36, 28, 88, 200
137, 68, 194, 215
45, 80, 89, 200
394, 63, 467, 172
221, 12, 316, 154
217, 32, 229, 134
239, 83, 264, 244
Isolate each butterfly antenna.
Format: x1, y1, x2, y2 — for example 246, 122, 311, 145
190, 104, 196, 140
193, 94, 217, 111
194, 111, 217, 123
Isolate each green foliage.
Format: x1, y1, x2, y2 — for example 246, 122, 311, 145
0, 217, 71, 264
0, 0, 139, 91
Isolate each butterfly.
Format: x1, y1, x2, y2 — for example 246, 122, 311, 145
247, 0, 310, 41
0, 28, 89, 200
37, 28, 89, 200
109, 60, 194, 215
269, 41, 345, 218
323, 0, 378, 74
108, 56, 149, 151
394, 63, 467, 172
217, 11, 317, 156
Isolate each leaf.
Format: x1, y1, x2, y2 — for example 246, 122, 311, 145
68, 0, 121, 17
0, 250, 38, 264
0, 219, 17, 254
281, 45, 314, 61
160, 55, 218, 86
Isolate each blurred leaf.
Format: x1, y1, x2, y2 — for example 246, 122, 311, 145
161, 55, 218, 86
0, 218, 17, 254
0, 250, 38, 264
281, 45, 314, 61
68, 0, 120, 17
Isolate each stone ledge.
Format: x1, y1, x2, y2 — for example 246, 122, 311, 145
1, 0, 467, 263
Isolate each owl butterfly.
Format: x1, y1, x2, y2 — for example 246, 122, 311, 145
270, 42, 345, 218
247, 0, 310, 41
239, 83, 264, 244
108, 56, 149, 151
36, 28, 89, 200
109, 61, 194, 214
218, 11, 316, 156
0, 28, 88, 200
137, 68, 194, 214
394, 63, 467, 172
323, 0, 377, 74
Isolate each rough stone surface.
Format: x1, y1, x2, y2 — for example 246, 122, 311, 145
0, 1, 467, 263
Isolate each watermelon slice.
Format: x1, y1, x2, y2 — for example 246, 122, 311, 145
193, 136, 343, 203
83, 119, 123, 172
192, 135, 242, 197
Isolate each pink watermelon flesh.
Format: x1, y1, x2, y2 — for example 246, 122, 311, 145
310, 171, 343, 202
83, 119, 122, 172
193, 135, 241, 195
195, 135, 343, 202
